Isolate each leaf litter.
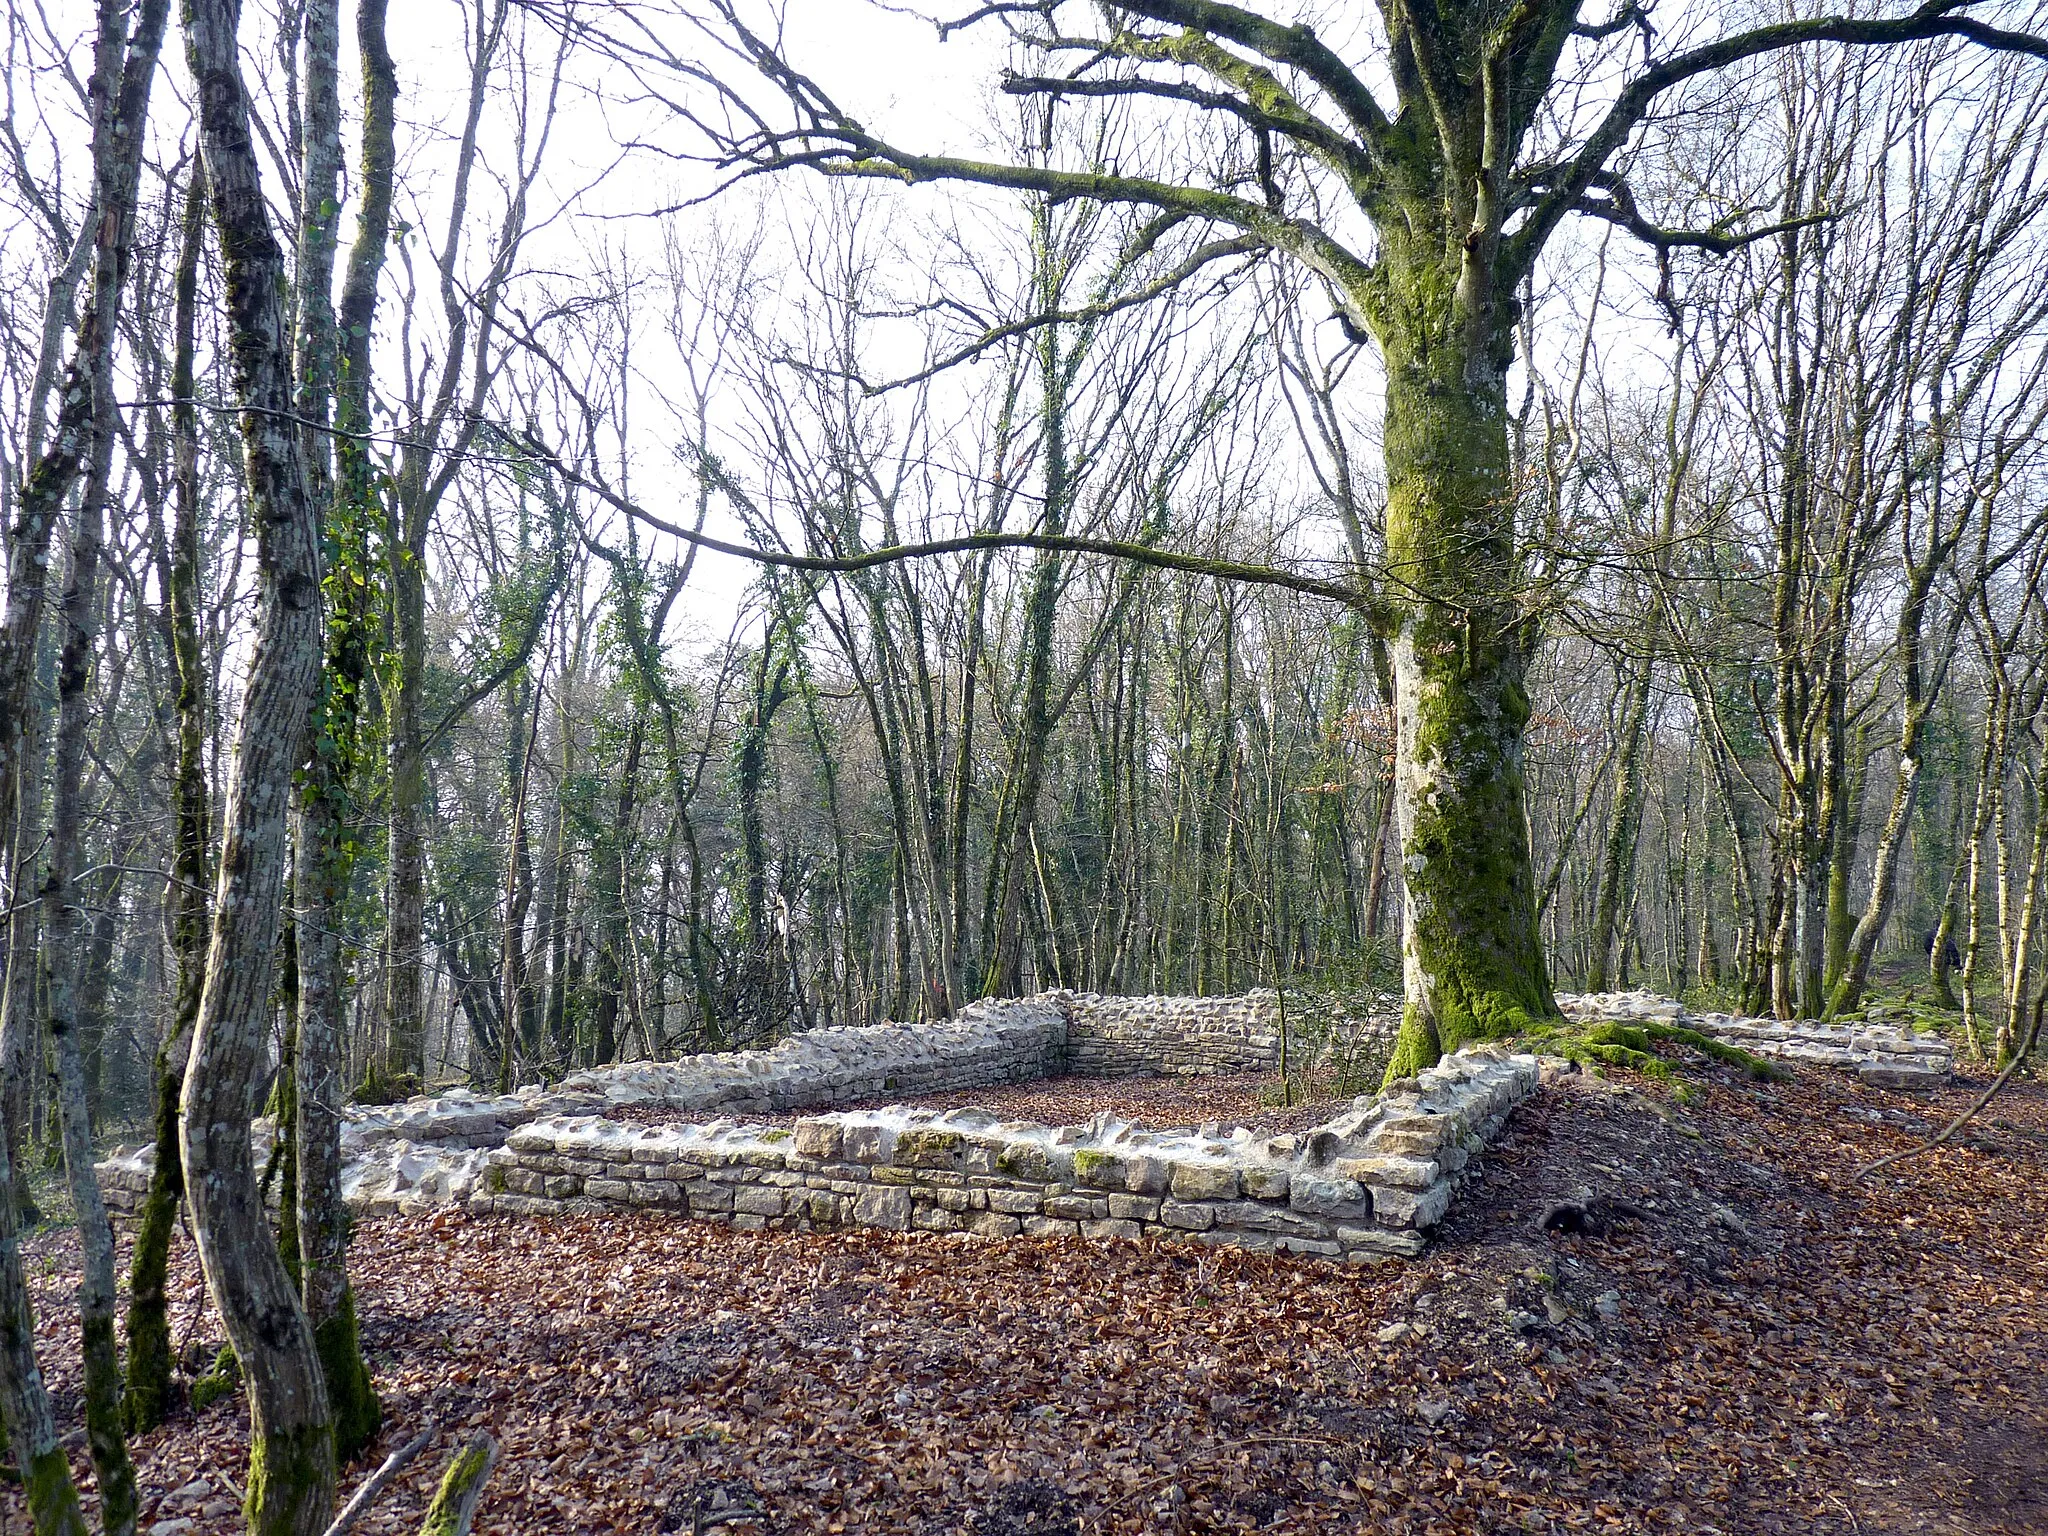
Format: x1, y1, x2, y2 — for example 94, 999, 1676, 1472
6, 1055, 2044, 1535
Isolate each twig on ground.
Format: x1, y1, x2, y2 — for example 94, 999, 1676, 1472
1855, 1016, 2040, 1180
321, 1423, 439, 1536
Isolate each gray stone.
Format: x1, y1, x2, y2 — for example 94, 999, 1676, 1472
853, 1185, 913, 1231
1158, 1199, 1215, 1231
1169, 1163, 1239, 1201
1289, 1175, 1372, 1220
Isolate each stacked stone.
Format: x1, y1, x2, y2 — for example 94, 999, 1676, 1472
1061, 991, 1284, 1076
552, 995, 1067, 1113
469, 1045, 1540, 1262
1556, 988, 1954, 1088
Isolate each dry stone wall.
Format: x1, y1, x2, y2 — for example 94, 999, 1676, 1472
469, 1045, 1541, 1262
1557, 990, 1954, 1088
1060, 991, 1283, 1076
99, 992, 1542, 1249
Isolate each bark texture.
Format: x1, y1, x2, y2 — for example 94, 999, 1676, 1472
182, 0, 338, 1524
125, 160, 208, 1436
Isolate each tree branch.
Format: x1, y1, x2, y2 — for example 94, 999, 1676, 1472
1509, 0, 2048, 276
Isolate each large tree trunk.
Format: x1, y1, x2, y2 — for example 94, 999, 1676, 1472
183, 0, 338, 1525
1377, 291, 1557, 1078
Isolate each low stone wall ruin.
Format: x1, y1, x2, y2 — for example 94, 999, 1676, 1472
1557, 990, 1954, 1088
1061, 991, 1283, 1076
469, 1046, 1541, 1262
99, 984, 1959, 1259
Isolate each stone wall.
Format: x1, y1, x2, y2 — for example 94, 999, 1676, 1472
468, 1046, 1541, 1262
1557, 990, 1954, 1088
100, 997, 1070, 1221
1061, 991, 1283, 1076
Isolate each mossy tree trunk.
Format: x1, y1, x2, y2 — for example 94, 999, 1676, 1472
40, 259, 140, 1536
183, 0, 338, 1524
126, 159, 209, 1436
1369, 237, 1558, 1077
290, 0, 390, 1462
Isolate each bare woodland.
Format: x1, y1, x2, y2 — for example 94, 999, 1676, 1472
0, 0, 2043, 1529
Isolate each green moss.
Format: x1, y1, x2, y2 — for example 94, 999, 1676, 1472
244, 1418, 336, 1536
1515, 1019, 1787, 1085
759, 1129, 792, 1144
418, 1435, 497, 1536
20, 1445, 86, 1536
486, 1164, 507, 1194
895, 1129, 964, 1168
316, 1284, 381, 1464
191, 1345, 242, 1411
80, 1312, 137, 1536
190, 1372, 237, 1412
124, 1065, 184, 1435
995, 1145, 1047, 1180
1071, 1148, 1126, 1188
351, 1063, 422, 1106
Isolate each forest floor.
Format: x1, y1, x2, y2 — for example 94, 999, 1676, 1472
5, 1050, 2045, 1536
602, 1071, 1356, 1137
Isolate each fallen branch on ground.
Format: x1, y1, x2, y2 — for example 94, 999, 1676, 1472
418, 1432, 498, 1536
321, 1423, 438, 1536
1855, 1013, 2040, 1181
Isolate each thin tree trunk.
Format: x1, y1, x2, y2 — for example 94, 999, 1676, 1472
38, 264, 139, 1536
183, 0, 338, 1521
125, 161, 209, 1436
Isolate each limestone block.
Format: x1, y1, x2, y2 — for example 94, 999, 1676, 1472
986, 1189, 1042, 1215
968, 1211, 1022, 1238
854, 1186, 913, 1231
896, 1128, 966, 1169
914, 1205, 961, 1232
843, 1125, 898, 1165
733, 1185, 787, 1218
1339, 1226, 1428, 1259
542, 1175, 582, 1200
1858, 1060, 1944, 1091
807, 1192, 843, 1226
793, 1121, 843, 1159
1371, 1181, 1451, 1230
1022, 1216, 1080, 1238
690, 1184, 736, 1214
1108, 1194, 1161, 1222
1242, 1167, 1290, 1200
584, 1178, 633, 1203
932, 1188, 974, 1213
1081, 1219, 1143, 1242
630, 1181, 682, 1206
1159, 1199, 1215, 1231
1333, 1155, 1439, 1191
1210, 1202, 1330, 1238
1044, 1194, 1108, 1221
1071, 1150, 1127, 1190
1123, 1156, 1170, 1196
1169, 1163, 1239, 1201
1289, 1175, 1372, 1220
